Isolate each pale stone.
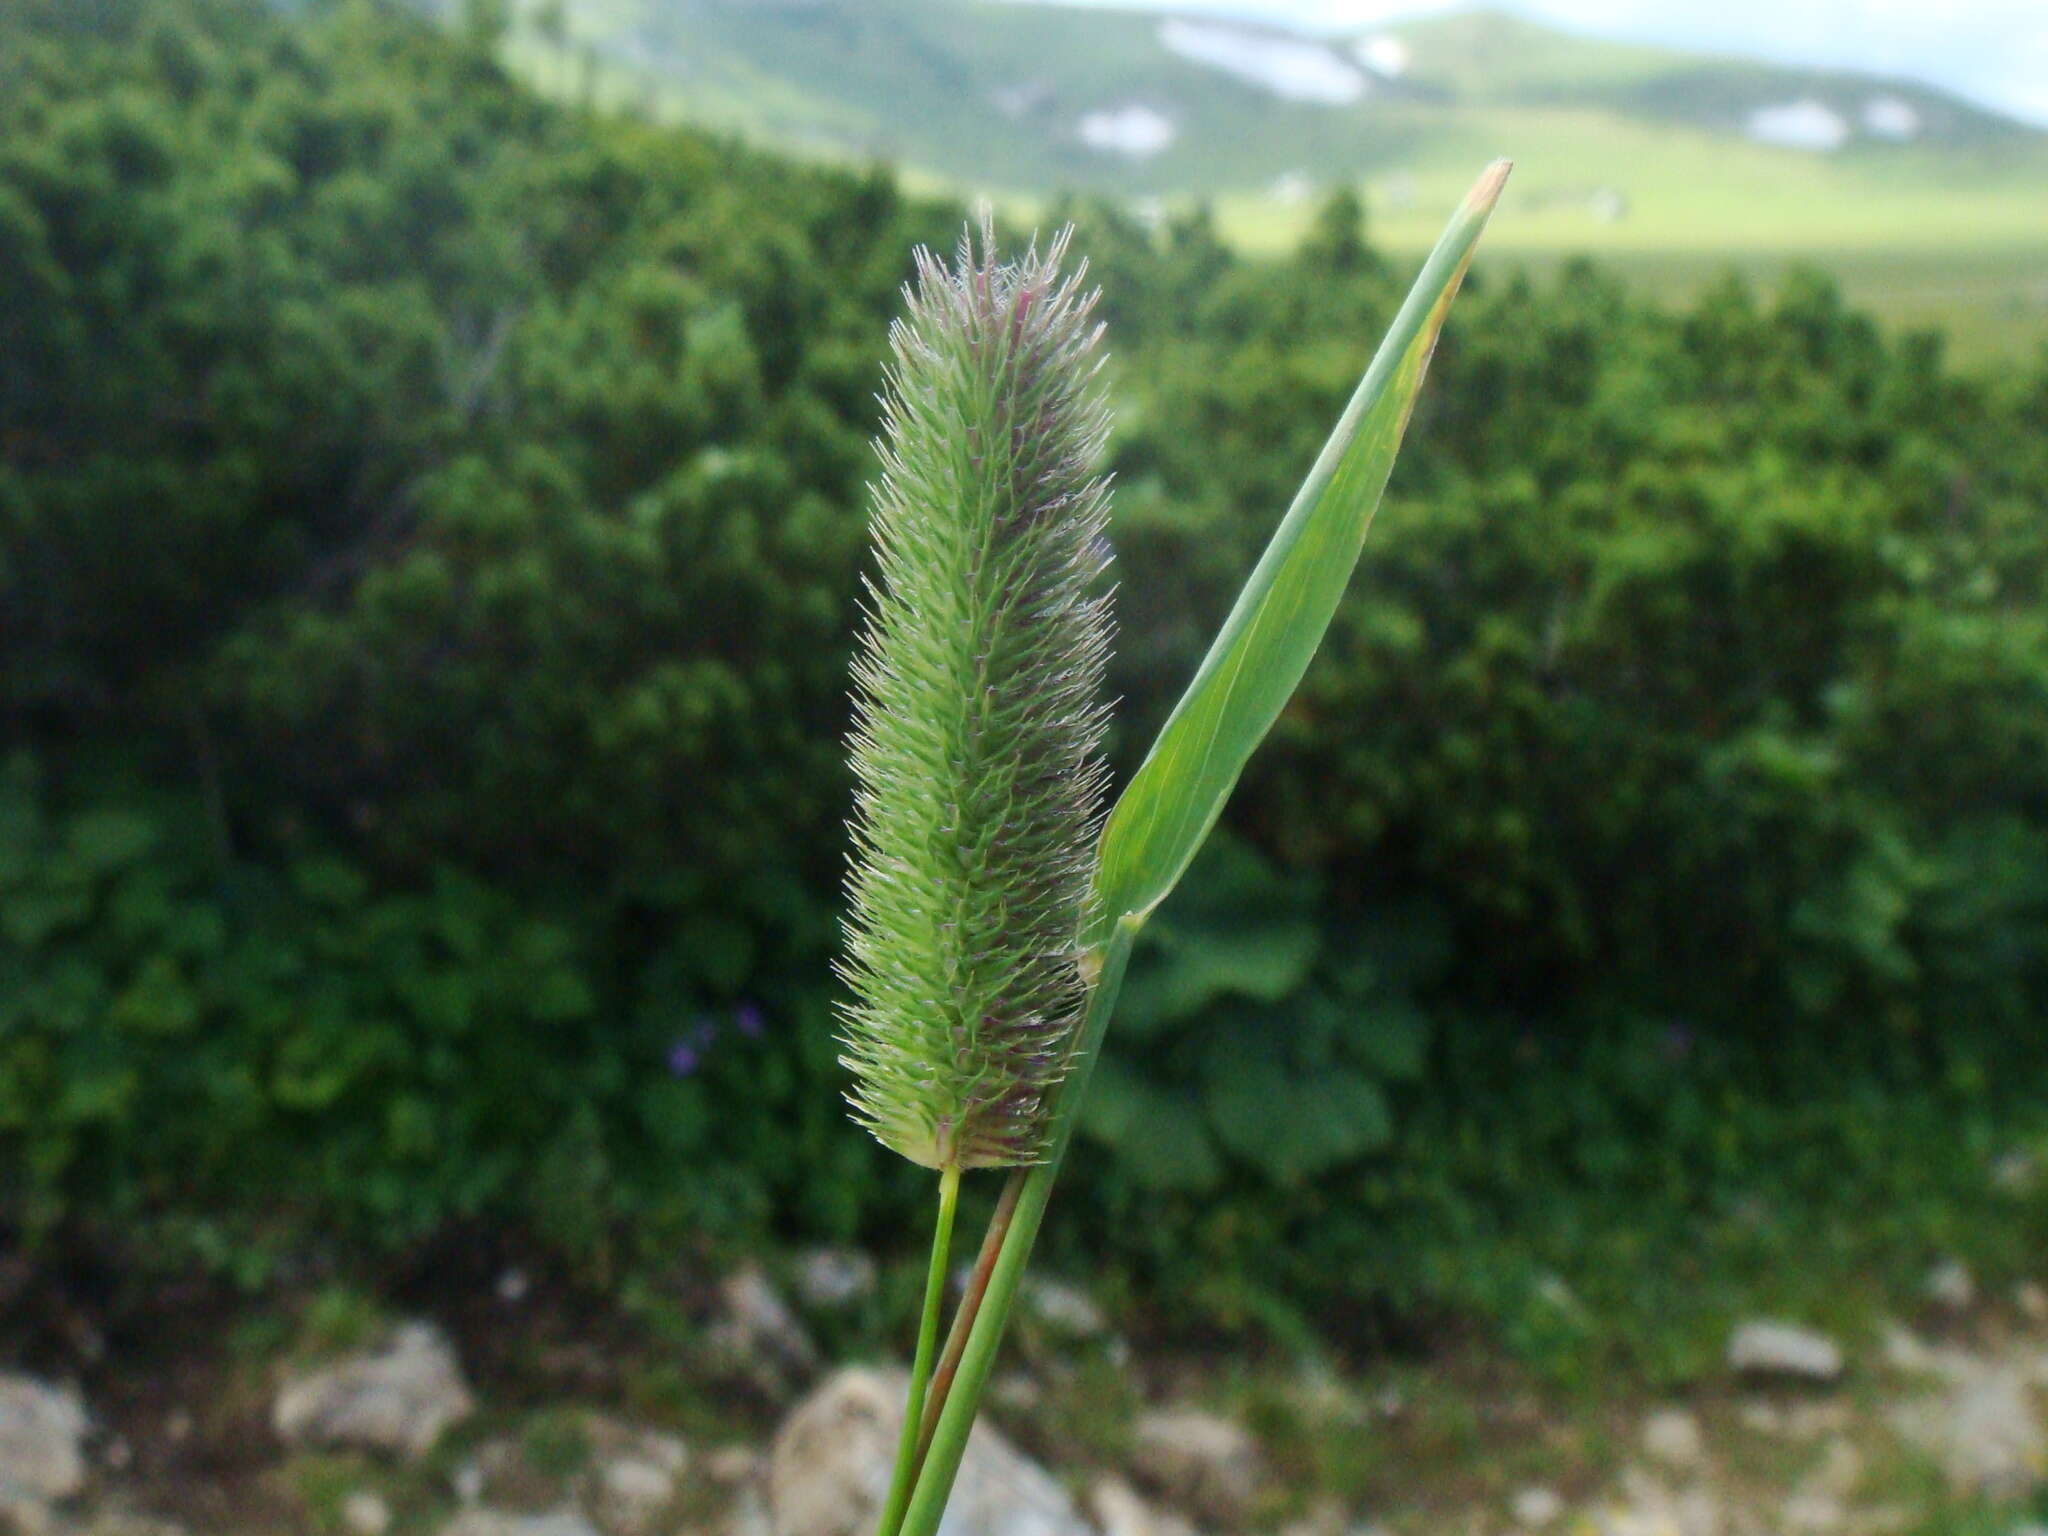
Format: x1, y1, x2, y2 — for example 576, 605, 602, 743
344, 1491, 394, 1536
1090, 1478, 1200, 1536
2017, 1282, 2048, 1323
601, 1456, 682, 1533
1130, 1409, 1262, 1526
1739, 1398, 1850, 1441
991, 1374, 1042, 1413
710, 1268, 818, 1385
0, 1374, 88, 1505
274, 1322, 475, 1459
1642, 1408, 1705, 1471
1511, 1487, 1564, 1528
1803, 1438, 1863, 1499
77, 1515, 191, 1536
1279, 1496, 1350, 1536
439, 1512, 601, 1536
584, 1416, 689, 1536
767, 1367, 1088, 1536
1889, 1367, 2046, 1497
1727, 1321, 1842, 1382
1025, 1277, 1108, 1337
1781, 1491, 1845, 1531
1994, 1150, 2040, 1194
1596, 1468, 1720, 1536
704, 1445, 761, 1488
790, 1249, 877, 1311
724, 1486, 774, 1536
1926, 1259, 1977, 1312
452, 1458, 488, 1505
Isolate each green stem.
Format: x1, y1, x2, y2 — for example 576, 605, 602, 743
897, 919, 1141, 1536
917, 1168, 1024, 1455
875, 1162, 961, 1536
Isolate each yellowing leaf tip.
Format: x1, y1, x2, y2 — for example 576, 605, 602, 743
1465, 158, 1513, 215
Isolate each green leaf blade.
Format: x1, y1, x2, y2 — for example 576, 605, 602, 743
1091, 160, 1511, 938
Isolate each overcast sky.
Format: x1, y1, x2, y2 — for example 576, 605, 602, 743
1024, 0, 2048, 125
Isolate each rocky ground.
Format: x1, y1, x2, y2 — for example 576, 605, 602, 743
5, 1254, 2048, 1536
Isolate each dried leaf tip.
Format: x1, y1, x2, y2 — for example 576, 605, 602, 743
1464, 158, 1514, 214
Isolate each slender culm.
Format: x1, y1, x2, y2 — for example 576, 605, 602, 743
838, 218, 1114, 1172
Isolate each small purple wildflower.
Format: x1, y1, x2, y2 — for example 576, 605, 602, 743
734, 1001, 766, 1039
666, 1040, 701, 1077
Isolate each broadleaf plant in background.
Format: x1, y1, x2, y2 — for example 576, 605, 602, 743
842, 162, 1511, 1534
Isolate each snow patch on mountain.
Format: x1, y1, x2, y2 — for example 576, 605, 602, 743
1158, 18, 1367, 105
1077, 103, 1177, 157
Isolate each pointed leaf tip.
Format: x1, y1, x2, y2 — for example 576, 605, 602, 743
1465, 158, 1513, 216
1088, 157, 1508, 940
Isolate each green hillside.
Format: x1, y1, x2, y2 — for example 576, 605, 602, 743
484, 0, 2048, 363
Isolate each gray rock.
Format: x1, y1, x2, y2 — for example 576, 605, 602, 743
1278, 1497, 1350, 1536
1926, 1259, 1977, 1312
274, 1322, 475, 1459
1802, 1438, 1864, 1500
1889, 1367, 2046, 1497
1780, 1491, 1846, 1532
1727, 1321, 1843, 1382
767, 1367, 1088, 1536
601, 1456, 679, 1522
74, 1515, 192, 1536
452, 1456, 490, 1506
0, 1374, 88, 1506
1737, 1399, 1849, 1442
1593, 1468, 1719, 1536
1642, 1408, 1705, 1472
1024, 1277, 1108, 1337
1778, 1439, 1860, 1533
2018, 1282, 2048, 1323
703, 1445, 762, 1489
1090, 1478, 1200, 1536
723, 1486, 774, 1536
710, 1268, 819, 1386
1994, 1150, 2041, 1195
1130, 1409, 1262, 1527
1511, 1487, 1564, 1529
990, 1374, 1042, 1414
1883, 1324, 1999, 1392
585, 1417, 688, 1536
791, 1249, 878, 1311
344, 1490, 394, 1536
439, 1512, 601, 1536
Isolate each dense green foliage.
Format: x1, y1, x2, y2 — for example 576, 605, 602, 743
4, 0, 2047, 1367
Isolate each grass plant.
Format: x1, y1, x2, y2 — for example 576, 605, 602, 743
841, 160, 1511, 1531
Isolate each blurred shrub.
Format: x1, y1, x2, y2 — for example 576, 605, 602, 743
4, 0, 2048, 1337
0, 752, 898, 1275
1084, 835, 1443, 1192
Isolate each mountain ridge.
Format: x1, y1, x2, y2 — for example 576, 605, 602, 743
484, 0, 2044, 196
453, 0, 2048, 359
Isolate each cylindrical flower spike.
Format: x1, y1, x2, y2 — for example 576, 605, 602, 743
839, 218, 1114, 1172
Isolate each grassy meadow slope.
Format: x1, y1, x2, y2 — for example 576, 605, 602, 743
485, 0, 2048, 363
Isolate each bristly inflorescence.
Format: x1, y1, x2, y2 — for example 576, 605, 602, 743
839, 218, 1115, 1172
